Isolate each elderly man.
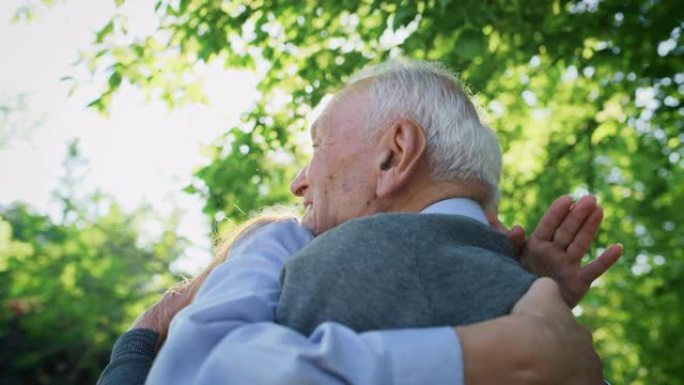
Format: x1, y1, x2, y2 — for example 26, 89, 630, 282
275, 61, 607, 334
101, 60, 621, 385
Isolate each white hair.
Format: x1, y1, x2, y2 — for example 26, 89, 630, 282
346, 60, 502, 209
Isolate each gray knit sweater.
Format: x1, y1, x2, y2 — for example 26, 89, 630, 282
277, 213, 536, 335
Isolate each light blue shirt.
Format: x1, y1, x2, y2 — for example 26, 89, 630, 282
146, 198, 487, 385
422, 198, 488, 225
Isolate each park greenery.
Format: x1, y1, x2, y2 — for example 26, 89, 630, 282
1, 141, 183, 383
2, 0, 683, 384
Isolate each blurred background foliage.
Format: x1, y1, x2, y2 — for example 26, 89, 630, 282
1, 140, 184, 383
2, 0, 683, 383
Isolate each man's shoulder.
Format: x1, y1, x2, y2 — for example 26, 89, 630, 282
330, 213, 509, 250
290, 212, 515, 265
329, 212, 490, 234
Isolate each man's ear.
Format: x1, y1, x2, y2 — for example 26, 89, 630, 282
376, 119, 427, 199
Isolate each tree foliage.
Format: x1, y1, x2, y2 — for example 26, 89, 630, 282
0, 142, 182, 384
10, 0, 684, 383
0, 94, 42, 148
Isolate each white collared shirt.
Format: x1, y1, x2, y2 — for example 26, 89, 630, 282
421, 198, 489, 225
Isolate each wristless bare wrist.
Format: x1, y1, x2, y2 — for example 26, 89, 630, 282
455, 315, 542, 385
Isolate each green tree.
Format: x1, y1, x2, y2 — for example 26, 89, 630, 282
0, 142, 184, 384
22, 0, 684, 383
0, 94, 41, 148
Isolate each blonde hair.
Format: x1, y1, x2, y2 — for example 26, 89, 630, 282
152, 212, 298, 351
173, 209, 299, 302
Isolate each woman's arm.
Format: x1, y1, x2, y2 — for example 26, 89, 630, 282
146, 219, 464, 385
97, 329, 159, 385
100, 194, 614, 385
458, 278, 603, 385
97, 284, 196, 385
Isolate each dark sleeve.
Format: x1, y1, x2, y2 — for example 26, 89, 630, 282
97, 328, 159, 385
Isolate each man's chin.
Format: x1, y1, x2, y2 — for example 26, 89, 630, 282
301, 218, 332, 237
300, 216, 318, 235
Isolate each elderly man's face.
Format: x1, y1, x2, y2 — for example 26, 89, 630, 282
290, 86, 381, 235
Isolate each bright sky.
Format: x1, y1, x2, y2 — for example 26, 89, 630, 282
0, 0, 260, 273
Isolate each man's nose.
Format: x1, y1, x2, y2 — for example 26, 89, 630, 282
290, 167, 309, 197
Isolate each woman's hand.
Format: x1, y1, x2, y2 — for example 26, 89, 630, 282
521, 195, 622, 306
129, 282, 198, 352
457, 278, 605, 385
492, 195, 623, 307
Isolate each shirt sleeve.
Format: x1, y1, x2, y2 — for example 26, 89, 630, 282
145, 219, 464, 385
97, 328, 159, 385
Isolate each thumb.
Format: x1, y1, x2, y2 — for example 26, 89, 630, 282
488, 213, 508, 234
512, 277, 563, 316
507, 225, 525, 258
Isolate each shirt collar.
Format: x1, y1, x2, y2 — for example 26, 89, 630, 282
420, 198, 489, 226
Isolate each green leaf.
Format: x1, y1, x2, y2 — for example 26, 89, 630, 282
438, 0, 454, 9
108, 72, 122, 89
179, 0, 190, 13
454, 28, 485, 60
95, 20, 114, 43
86, 97, 103, 109
393, 3, 417, 31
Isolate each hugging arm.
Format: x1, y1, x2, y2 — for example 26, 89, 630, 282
458, 278, 603, 385
145, 220, 464, 385
97, 329, 159, 385
101, 217, 605, 385
97, 269, 202, 385
147, 219, 602, 385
